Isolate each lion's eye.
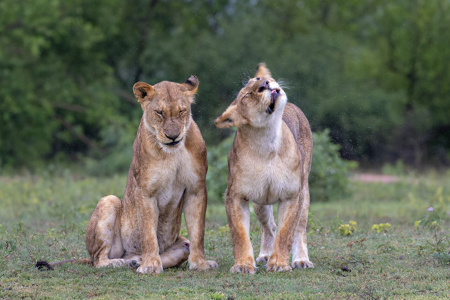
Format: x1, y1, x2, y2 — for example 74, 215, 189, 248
255, 77, 260, 80
179, 109, 186, 116
155, 110, 163, 117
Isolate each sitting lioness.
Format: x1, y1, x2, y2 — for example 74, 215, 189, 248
214, 64, 313, 274
84, 76, 218, 274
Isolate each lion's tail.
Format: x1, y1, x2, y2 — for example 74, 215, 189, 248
35, 258, 93, 270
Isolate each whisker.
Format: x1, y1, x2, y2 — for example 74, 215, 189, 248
276, 79, 290, 90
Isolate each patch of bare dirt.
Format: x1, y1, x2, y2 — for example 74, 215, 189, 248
351, 174, 400, 183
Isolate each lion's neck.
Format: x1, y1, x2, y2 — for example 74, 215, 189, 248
237, 115, 283, 156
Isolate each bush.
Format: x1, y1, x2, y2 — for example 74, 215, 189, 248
206, 133, 234, 204
310, 129, 357, 202
206, 129, 356, 203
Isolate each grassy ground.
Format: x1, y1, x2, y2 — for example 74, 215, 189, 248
1, 171, 450, 299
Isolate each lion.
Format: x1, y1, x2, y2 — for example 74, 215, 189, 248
214, 64, 313, 274
37, 76, 218, 274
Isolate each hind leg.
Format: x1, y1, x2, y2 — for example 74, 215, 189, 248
124, 237, 190, 269
253, 204, 276, 264
160, 236, 190, 268
85, 195, 126, 268
266, 196, 301, 273
292, 184, 314, 269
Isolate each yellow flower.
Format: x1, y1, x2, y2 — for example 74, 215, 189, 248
372, 223, 391, 233
339, 221, 357, 236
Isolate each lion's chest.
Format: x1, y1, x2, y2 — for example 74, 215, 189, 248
237, 154, 301, 205
147, 149, 199, 208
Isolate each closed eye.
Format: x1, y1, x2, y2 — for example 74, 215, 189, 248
155, 110, 163, 117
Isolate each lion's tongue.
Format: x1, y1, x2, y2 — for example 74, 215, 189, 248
271, 89, 277, 101
271, 89, 280, 104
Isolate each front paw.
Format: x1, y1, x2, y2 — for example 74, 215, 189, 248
230, 260, 256, 274
256, 255, 269, 264
292, 260, 314, 269
266, 254, 292, 273
136, 257, 163, 274
189, 258, 218, 271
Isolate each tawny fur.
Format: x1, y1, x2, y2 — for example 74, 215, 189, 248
215, 64, 313, 274
85, 76, 218, 274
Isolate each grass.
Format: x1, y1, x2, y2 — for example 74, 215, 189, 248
1, 170, 450, 299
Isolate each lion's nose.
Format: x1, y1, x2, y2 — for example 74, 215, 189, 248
165, 132, 180, 141
258, 81, 270, 92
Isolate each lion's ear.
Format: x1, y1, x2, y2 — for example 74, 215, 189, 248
133, 82, 155, 103
180, 75, 199, 102
215, 105, 247, 129
255, 63, 273, 80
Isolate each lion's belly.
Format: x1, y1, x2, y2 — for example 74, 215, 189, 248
239, 157, 301, 205
155, 182, 186, 252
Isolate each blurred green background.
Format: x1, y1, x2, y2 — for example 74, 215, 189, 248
1, 0, 449, 193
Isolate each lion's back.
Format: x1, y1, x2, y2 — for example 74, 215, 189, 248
282, 102, 313, 172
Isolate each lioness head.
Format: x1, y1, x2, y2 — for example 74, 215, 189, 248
133, 76, 199, 150
215, 63, 287, 129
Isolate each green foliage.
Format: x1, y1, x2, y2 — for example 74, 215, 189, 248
1, 0, 450, 170
382, 160, 406, 176
0, 0, 122, 169
83, 118, 136, 175
338, 220, 357, 236
209, 292, 226, 300
409, 186, 450, 221
310, 129, 357, 202
206, 133, 234, 204
415, 215, 442, 231
206, 129, 355, 203
432, 252, 450, 265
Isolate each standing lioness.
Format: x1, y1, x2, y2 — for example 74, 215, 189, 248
215, 64, 313, 274
85, 76, 218, 274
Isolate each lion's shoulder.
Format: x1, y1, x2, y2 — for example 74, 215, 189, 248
282, 102, 312, 150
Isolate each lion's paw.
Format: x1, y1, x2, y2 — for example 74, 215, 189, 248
189, 259, 218, 271
130, 260, 141, 268
256, 255, 269, 264
136, 258, 163, 274
96, 258, 126, 268
136, 265, 163, 274
266, 255, 292, 273
292, 260, 314, 269
230, 263, 256, 274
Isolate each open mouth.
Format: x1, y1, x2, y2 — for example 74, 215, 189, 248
266, 89, 280, 114
165, 139, 181, 146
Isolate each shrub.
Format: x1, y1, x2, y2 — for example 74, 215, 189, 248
309, 129, 357, 202
206, 129, 356, 203
84, 118, 136, 176
206, 133, 234, 204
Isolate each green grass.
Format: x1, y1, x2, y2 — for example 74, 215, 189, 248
1, 172, 450, 299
